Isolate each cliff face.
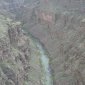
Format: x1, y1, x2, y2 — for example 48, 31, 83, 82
0, 15, 47, 85
1, 0, 85, 85
0, 16, 29, 85
22, 8, 85, 85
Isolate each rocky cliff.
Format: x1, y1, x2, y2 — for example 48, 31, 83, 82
0, 15, 52, 85
22, 9, 85, 85
0, 15, 29, 85
1, 0, 85, 85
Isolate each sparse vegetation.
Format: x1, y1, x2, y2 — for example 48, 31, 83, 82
0, 0, 85, 85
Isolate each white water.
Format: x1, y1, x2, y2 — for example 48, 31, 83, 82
36, 42, 53, 85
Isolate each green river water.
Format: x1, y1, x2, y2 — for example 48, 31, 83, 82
27, 32, 53, 85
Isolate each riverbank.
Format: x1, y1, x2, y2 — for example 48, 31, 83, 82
26, 31, 53, 85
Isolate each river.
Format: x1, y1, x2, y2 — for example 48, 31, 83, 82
27, 32, 53, 85
36, 41, 53, 85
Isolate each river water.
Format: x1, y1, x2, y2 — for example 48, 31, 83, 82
36, 42, 53, 85
27, 32, 53, 85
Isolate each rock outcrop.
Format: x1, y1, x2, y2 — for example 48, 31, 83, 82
0, 15, 48, 85
0, 17, 29, 85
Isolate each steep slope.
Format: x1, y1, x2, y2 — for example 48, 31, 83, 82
0, 15, 32, 85
1, 0, 85, 85
0, 15, 53, 85
22, 9, 85, 85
